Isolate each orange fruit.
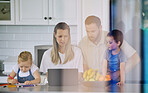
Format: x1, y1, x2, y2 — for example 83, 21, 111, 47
98, 75, 105, 81
105, 75, 111, 81
106, 75, 111, 79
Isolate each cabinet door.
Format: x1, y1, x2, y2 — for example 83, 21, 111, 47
49, 0, 78, 25
81, 0, 109, 37
15, 0, 48, 25
0, 0, 15, 25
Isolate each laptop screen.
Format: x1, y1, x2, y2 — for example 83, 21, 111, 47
47, 69, 78, 86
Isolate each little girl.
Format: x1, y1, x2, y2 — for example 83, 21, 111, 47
102, 29, 127, 85
7, 51, 41, 85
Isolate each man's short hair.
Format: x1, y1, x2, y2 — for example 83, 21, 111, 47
85, 16, 101, 28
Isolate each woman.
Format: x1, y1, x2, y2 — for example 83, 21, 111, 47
40, 22, 83, 82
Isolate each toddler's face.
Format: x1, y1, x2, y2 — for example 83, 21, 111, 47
106, 36, 119, 50
18, 60, 32, 72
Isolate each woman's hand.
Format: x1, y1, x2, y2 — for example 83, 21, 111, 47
24, 81, 32, 85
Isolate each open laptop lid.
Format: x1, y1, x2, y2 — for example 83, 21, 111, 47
48, 69, 78, 86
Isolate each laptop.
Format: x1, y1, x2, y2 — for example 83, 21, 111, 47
47, 69, 78, 86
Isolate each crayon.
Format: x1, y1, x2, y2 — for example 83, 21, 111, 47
8, 75, 19, 83
17, 84, 35, 87
22, 84, 35, 87
7, 84, 17, 88
0, 83, 10, 86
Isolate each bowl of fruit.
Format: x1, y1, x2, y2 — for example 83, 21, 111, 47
82, 68, 111, 87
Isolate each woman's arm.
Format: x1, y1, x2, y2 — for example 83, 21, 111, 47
102, 59, 108, 76
78, 72, 83, 81
7, 70, 17, 84
83, 63, 89, 71
117, 62, 125, 85
46, 72, 48, 81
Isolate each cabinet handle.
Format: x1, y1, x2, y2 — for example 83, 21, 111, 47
44, 17, 47, 20
49, 17, 52, 20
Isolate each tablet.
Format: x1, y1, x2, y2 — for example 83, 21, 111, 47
47, 69, 78, 86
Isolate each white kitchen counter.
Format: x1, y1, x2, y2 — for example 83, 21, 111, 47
0, 82, 143, 93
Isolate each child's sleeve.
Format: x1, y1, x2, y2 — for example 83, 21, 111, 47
119, 50, 127, 63
104, 49, 109, 60
12, 64, 19, 73
31, 64, 39, 73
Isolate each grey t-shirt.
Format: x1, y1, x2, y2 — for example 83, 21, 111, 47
104, 49, 127, 72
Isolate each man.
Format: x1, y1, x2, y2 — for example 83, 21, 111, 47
78, 15, 140, 74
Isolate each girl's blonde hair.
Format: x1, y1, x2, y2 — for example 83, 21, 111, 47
18, 51, 33, 64
51, 22, 74, 65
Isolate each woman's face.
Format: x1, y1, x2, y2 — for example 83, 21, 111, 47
55, 29, 70, 48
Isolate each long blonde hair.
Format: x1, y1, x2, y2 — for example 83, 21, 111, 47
51, 22, 74, 65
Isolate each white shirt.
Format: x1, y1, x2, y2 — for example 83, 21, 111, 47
13, 64, 38, 77
40, 46, 83, 73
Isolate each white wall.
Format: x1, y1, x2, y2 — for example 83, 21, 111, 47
81, 0, 109, 37
0, 25, 77, 61
0, 0, 110, 61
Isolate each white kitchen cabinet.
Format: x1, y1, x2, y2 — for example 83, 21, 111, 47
81, 0, 109, 36
15, 0, 80, 25
0, 0, 15, 25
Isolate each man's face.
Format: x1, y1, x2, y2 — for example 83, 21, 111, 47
85, 23, 101, 43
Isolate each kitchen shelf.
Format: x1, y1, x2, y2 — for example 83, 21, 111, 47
0, 1, 10, 3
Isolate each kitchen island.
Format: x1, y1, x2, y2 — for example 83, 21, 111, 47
0, 82, 144, 93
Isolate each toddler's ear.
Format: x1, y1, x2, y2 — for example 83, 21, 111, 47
117, 41, 121, 46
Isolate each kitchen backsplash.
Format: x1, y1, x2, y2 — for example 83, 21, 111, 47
0, 25, 77, 61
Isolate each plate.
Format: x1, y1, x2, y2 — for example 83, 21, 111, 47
81, 81, 109, 87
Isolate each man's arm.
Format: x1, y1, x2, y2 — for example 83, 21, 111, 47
121, 40, 141, 73
78, 38, 89, 72
102, 59, 107, 76
83, 63, 89, 71
125, 52, 140, 73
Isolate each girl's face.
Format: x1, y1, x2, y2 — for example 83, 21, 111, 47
55, 29, 70, 48
19, 60, 31, 72
106, 36, 119, 50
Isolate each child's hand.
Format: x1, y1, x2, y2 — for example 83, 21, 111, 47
24, 81, 32, 85
10, 79, 18, 84
116, 81, 124, 86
